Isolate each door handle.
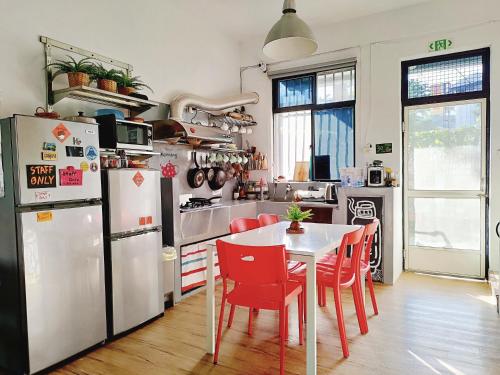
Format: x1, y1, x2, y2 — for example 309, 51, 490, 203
496, 222, 500, 238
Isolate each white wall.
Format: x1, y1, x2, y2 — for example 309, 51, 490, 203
0, 0, 241, 118
239, 0, 500, 276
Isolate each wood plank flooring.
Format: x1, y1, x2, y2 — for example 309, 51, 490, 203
52, 272, 500, 375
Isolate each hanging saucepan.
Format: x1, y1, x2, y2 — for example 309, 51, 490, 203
208, 159, 227, 190
187, 151, 205, 188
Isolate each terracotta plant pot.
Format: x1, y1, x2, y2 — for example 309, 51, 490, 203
67, 72, 90, 87
286, 220, 304, 234
118, 86, 136, 95
97, 79, 117, 93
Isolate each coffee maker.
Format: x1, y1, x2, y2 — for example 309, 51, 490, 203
367, 160, 385, 187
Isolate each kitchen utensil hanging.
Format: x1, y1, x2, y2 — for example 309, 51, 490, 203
187, 151, 205, 188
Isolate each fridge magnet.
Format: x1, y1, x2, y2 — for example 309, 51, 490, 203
90, 162, 98, 172
85, 145, 98, 160
41, 151, 57, 161
132, 171, 144, 187
34, 191, 51, 202
59, 166, 83, 186
26, 165, 56, 189
72, 137, 82, 146
36, 211, 53, 223
42, 142, 57, 151
66, 146, 84, 157
52, 123, 71, 143
80, 161, 89, 172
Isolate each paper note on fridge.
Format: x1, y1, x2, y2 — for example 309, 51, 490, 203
59, 166, 83, 186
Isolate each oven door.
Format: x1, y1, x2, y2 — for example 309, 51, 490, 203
115, 120, 153, 151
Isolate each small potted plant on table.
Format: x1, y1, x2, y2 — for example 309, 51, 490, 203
285, 203, 313, 234
91, 64, 120, 92
115, 71, 153, 95
47, 56, 94, 87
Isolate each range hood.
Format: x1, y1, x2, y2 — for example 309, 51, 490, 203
152, 120, 233, 143
153, 92, 259, 144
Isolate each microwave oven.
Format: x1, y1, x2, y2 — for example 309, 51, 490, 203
95, 114, 153, 152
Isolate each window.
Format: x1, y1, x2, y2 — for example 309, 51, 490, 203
402, 48, 490, 105
273, 66, 355, 181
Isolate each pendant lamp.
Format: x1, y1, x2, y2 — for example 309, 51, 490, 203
263, 0, 318, 60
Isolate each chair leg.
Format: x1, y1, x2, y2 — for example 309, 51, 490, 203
352, 281, 368, 335
366, 271, 379, 315
285, 306, 289, 340
303, 288, 307, 323
321, 284, 327, 307
317, 284, 322, 307
333, 286, 349, 358
279, 306, 286, 375
248, 308, 254, 336
214, 295, 227, 364
227, 304, 235, 328
298, 294, 304, 345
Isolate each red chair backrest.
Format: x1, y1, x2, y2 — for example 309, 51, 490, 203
257, 213, 280, 227
363, 219, 379, 263
334, 226, 366, 283
216, 240, 288, 286
229, 218, 260, 234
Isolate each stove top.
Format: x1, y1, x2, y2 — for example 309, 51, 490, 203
180, 197, 223, 212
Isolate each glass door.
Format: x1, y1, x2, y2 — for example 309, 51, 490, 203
404, 99, 487, 278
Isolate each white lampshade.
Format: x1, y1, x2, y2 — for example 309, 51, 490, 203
263, 0, 317, 61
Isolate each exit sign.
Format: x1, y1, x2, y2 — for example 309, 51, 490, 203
429, 39, 452, 52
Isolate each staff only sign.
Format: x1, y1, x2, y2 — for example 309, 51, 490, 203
26, 165, 56, 189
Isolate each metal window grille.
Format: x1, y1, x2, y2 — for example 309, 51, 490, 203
408, 55, 483, 99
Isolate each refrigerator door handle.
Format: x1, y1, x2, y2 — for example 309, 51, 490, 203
496, 221, 500, 238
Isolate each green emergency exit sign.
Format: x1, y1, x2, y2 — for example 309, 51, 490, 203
429, 39, 452, 52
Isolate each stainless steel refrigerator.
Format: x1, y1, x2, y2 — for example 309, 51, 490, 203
0, 115, 106, 374
101, 168, 163, 338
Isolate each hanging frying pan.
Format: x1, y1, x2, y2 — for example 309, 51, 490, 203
203, 155, 215, 182
187, 151, 205, 188
208, 159, 227, 190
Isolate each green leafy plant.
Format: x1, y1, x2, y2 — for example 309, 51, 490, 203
90, 64, 121, 81
46, 56, 94, 79
115, 71, 153, 92
285, 203, 313, 222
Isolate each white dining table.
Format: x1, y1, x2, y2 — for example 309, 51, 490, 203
204, 221, 361, 375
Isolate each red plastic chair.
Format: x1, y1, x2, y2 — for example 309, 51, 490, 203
289, 226, 366, 358
214, 240, 303, 375
319, 219, 379, 316
229, 217, 260, 234
257, 213, 280, 226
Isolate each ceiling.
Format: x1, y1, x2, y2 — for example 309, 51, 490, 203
201, 0, 432, 40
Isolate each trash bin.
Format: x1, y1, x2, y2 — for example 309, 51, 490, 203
162, 246, 177, 308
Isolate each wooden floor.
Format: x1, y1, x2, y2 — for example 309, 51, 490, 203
52, 272, 500, 375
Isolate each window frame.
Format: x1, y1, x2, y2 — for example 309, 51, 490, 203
272, 68, 356, 181
401, 48, 490, 107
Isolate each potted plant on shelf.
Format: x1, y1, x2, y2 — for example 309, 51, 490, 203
91, 64, 120, 92
115, 71, 153, 95
46, 56, 94, 87
285, 203, 313, 234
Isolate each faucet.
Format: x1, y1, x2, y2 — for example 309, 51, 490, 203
285, 183, 293, 201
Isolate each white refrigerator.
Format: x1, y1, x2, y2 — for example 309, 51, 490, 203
101, 168, 164, 337
0, 115, 106, 374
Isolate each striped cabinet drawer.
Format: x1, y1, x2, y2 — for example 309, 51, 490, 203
181, 241, 220, 294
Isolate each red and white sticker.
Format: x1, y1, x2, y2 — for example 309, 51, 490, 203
132, 171, 144, 187
52, 123, 71, 143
